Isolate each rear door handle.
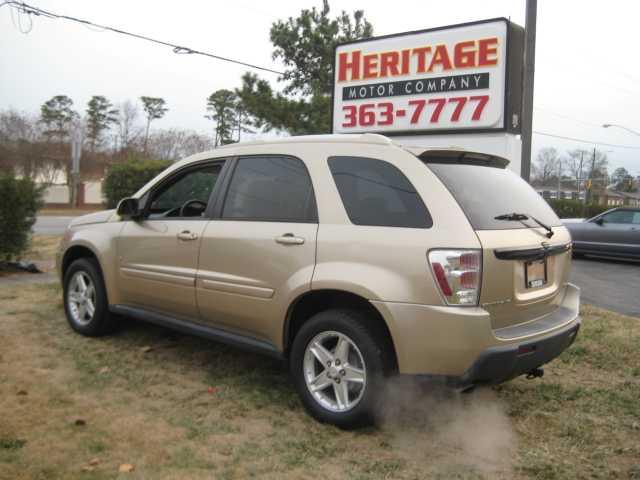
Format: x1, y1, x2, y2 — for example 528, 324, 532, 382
275, 233, 305, 245
177, 230, 198, 241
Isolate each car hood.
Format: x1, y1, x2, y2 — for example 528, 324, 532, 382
561, 218, 585, 224
69, 209, 116, 227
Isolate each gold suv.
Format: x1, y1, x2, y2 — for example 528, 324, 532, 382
57, 134, 580, 427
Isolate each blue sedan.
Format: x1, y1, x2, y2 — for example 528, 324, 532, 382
563, 207, 640, 260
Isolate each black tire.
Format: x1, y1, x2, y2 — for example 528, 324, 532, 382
63, 258, 117, 336
290, 309, 390, 429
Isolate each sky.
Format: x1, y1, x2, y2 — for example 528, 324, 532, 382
1, 0, 639, 176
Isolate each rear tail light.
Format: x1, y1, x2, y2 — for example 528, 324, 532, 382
428, 250, 482, 306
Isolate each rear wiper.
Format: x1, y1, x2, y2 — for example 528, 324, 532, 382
494, 212, 554, 238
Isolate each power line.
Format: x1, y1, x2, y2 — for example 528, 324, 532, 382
533, 130, 640, 150
1, 1, 285, 75
533, 106, 603, 129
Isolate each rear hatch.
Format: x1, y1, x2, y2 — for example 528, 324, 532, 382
418, 151, 572, 331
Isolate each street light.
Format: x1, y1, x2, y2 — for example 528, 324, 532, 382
602, 123, 640, 137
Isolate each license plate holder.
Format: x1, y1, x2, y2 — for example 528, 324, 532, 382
525, 259, 547, 288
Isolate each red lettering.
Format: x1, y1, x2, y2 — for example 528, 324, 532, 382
428, 98, 446, 122
478, 38, 498, 66
338, 51, 361, 82
379, 52, 400, 78
400, 49, 411, 75
454, 41, 476, 68
469, 95, 490, 120
448, 97, 467, 122
363, 54, 378, 79
428, 45, 453, 72
412, 47, 432, 73
408, 100, 426, 124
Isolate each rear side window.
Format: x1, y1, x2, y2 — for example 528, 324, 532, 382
328, 156, 432, 228
426, 162, 561, 230
222, 156, 317, 222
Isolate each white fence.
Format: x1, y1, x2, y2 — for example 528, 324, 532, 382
41, 181, 103, 206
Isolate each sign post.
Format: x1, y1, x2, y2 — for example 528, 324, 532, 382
332, 18, 525, 173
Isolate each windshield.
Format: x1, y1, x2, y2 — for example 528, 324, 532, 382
424, 162, 561, 230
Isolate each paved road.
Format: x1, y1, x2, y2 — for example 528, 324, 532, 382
33, 216, 73, 235
571, 257, 640, 317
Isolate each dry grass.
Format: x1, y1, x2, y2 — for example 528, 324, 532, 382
0, 284, 638, 480
24, 235, 61, 264
0, 235, 60, 277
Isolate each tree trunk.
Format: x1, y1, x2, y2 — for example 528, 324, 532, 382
144, 118, 151, 155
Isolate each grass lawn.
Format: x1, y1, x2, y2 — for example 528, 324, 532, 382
0, 282, 638, 479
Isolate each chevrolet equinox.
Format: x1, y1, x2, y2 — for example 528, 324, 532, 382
57, 134, 581, 428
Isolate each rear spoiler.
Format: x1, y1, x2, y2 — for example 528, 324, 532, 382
408, 149, 510, 169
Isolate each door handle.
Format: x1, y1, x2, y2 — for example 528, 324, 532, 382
177, 230, 198, 241
275, 233, 305, 245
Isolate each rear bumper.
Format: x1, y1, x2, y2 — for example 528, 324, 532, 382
371, 283, 581, 378
459, 318, 580, 386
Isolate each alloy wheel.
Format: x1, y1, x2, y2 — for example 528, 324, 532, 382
303, 331, 367, 412
67, 271, 96, 326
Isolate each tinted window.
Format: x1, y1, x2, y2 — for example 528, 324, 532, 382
426, 162, 561, 230
222, 156, 316, 222
149, 164, 221, 217
602, 209, 636, 224
328, 156, 431, 228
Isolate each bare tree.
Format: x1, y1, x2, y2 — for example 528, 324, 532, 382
117, 100, 142, 151
146, 129, 213, 161
565, 149, 589, 191
0, 109, 64, 183
532, 147, 560, 186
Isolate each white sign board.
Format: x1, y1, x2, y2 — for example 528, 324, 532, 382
332, 18, 520, 136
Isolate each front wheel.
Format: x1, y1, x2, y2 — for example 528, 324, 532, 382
63, 258, 117, 336
290, 309, 389, 428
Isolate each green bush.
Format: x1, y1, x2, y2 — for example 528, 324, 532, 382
546, 199, 611, 219
0, 174, 43, 261
103, 159, 171, 208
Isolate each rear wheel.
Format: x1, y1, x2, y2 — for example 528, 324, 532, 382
290, 309, 389, 428
63, 258, 117, 336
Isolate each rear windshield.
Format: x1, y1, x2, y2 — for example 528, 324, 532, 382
425, 162, 561, 230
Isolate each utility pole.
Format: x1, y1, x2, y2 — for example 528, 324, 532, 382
556, 158, 562, 199
586, 146, 597, 204
521, 0, 537, 182
577, 151, 584, 199
69, 131, 82, 208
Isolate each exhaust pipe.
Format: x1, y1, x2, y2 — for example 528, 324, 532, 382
526, 367, 544, 379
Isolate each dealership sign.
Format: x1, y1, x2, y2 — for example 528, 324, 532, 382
332, 18, 524, 135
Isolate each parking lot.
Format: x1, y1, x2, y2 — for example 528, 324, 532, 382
571, 257, 640, 317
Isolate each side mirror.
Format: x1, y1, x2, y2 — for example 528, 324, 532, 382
116, 197, 141, 220
594, 217, 604, 226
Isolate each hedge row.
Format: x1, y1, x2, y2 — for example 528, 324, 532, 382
0, 175, 43, 261
103, 159, 171, 208
546, 199, 611, 219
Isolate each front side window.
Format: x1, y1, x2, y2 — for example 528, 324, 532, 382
222, 156, 317, 222
600, 209, 636, 224
328, 156, 432, 228
148, 164, 221, 218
